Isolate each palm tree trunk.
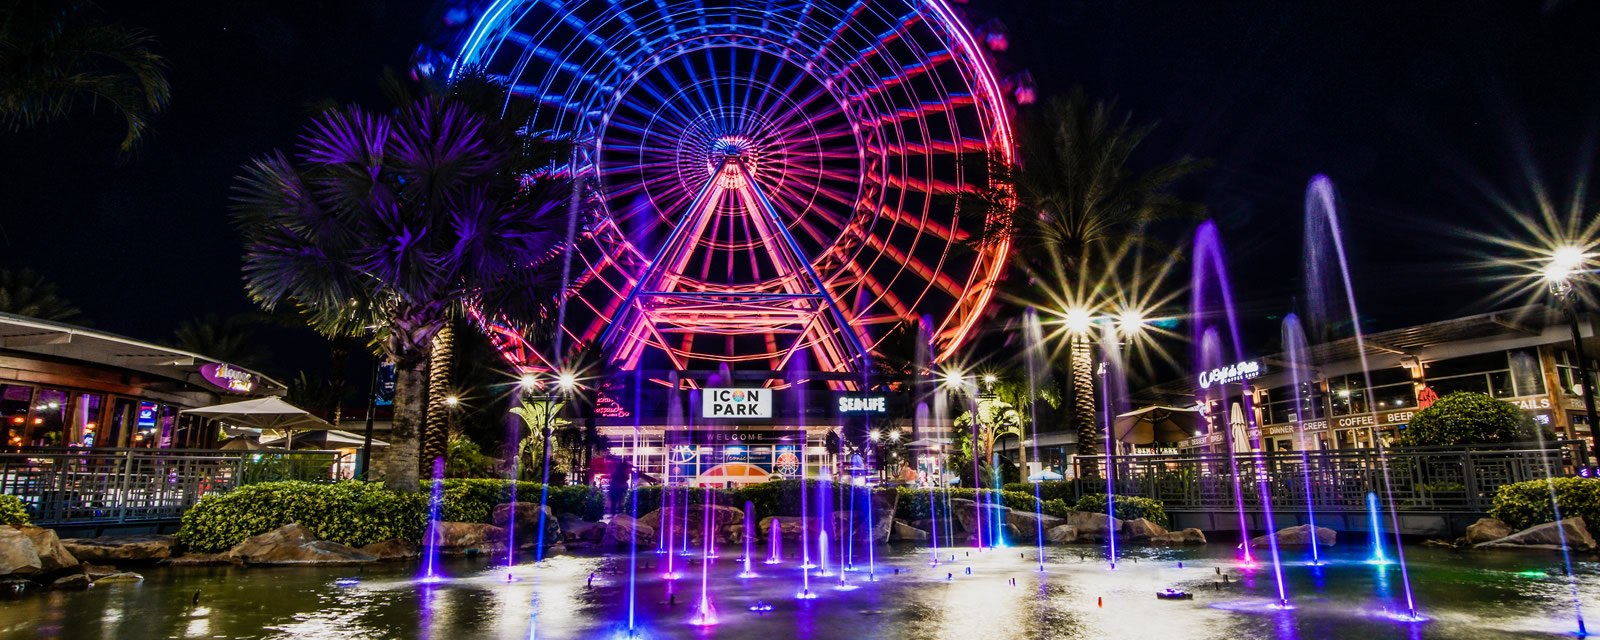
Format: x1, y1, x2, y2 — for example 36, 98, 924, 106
1072, 338, 1098, 478
421, 325, 455, 469
383, 358, 427, 491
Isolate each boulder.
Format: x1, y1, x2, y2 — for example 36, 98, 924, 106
491, 503, 562, 545
890, 519, 930, 542
359, 539, 419, 561
950, 499, 1014, 534
1149, 528, 1208, 546
1123, 518, 1169, 541
0, 527, 41, 576
81, 564, 121, 579
13, 526, 77, 572
871, 489, 899, 543
758, 516, 825, 539
970, 523, 1022, 545
1250, 524, 1336, 548
1045, 524, 1078, 544
48, 573, 90, 590
722, 523, 745, 545
163, 553, 236, 567
1475, 517, 1597, 551
565, 521, 606, 543
1465, 518, 1513, 545
1006, 510, 1066, 541
637, 508, 663, 530
226, 523, 377, 565
1066, 511, 1123, 539
688, 504, 745, 529
438, 521, 505, 547
60, 535, 173, 564
92, 572, 144, 584
606, 515, 657, 546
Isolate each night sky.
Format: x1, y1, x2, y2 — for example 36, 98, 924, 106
3, 0, 1598, 378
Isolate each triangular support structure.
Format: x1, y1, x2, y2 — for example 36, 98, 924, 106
598, 155, 869, 377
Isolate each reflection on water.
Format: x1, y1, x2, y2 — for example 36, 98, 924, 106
0, 543, 1594, 639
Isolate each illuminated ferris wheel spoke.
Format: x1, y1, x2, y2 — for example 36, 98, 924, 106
457, 0, 1011, 371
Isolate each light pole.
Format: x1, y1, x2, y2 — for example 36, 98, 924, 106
1544, 247, 1599, 466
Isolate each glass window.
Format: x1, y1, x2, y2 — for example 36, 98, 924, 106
1371, 382, 1417, 410
1426, 352, 1510, 378
133, 401, 158, 448
1508, 349, 1545, 396
1556, 350, 1597, 396
1, 385, 32, 449
105, 398, 137, 448
1429, 374, 1491, 396
73, 393, 103, 447
29, 388, 68, 447
1329, 377, 1369, 416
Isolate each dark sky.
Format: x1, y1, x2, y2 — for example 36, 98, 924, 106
3, 0, 1598, 377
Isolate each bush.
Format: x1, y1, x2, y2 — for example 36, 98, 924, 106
1073, 493, 1168, 528
1003, 480, 1079, 503
894, 487, 1040, 521
176, 481, 427, 552
437, 479, 604, 523
1041, 499, 1071, 519
1398, 392, 1542, 447
445, 437, 499, 478
0, 494, 30, 525
1490, 476, 1600, 532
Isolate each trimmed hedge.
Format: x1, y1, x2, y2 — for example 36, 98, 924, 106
439, 479, 605, 523
1073, 493, 1169, 528
1490, 476, 1600, 532
177, 481, 427, 553
176, 479, 605, 553
0, 494, 29, 525
1003, 480, 1079, 504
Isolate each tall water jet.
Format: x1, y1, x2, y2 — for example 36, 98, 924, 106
1098, 329, 1126, 571
420, 457, 446, 583
627, 367, 644, 636
766, 518, 782, 564
1366, 492, 1388, 565
1191, 224, 1257, 566
1529, 413, 1589, 635
505, 390, 523, 579
693, 484, 715, 626
790, 354, 816, 599
1305, 176, 1417, 618
1281, 314, 1323, 566
739, 501, 757, 578
817, 529, 831, 577
1023, 310, 1048, 571
916, 401, 941, 567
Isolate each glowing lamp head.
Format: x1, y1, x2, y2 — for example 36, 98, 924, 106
868, 430, 881, 442
941, 370, 965, 388
982, 373, 998, 386
444, 395, 460, 407
518, 374, 539, 390
1063, 308, 1094, 335
1116, 309, 1147, 337
557, 372, 578, 391
887, 429, 901, 443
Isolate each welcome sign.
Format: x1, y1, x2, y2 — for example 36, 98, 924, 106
702, 388, 772, 418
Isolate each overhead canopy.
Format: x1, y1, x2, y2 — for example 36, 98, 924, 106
0, 312, 286, 394
181, 397, 332, 431
1113, 406, 1201, 445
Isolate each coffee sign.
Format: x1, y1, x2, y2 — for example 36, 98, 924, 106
199, 362, 258, 393
702, 388, 772, 418
1197, 360, 1262, 389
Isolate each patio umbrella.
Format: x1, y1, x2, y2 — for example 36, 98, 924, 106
1113, 406, 1201, 445
259, 429, 388, 450
182, 397, 333, 448
1026, 469, 1064, 482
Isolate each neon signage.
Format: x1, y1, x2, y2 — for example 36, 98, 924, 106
200, 362, 258, 393
1197, 360, 1262, 389
837, 395, 888, 414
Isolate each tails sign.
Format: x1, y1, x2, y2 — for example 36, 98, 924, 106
703, 388, 772, 418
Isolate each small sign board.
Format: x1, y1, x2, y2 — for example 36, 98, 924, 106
199, 362, 258, 393
702, 388, 772, 418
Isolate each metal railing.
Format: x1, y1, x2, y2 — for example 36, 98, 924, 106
1072, 441, 1589, 514
0, 447, 344, 526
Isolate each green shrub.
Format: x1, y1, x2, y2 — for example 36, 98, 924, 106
1073, 493, 1168, 528
893, 487, 1040, 521
1490, 476, 1600, 532
444, 437, 499, 478
1398, 391, 1542, 447
1041, 499, 1071, 519
0, 494, 30, 525
1003, 480, 1078, 503
176, 481, 427, 553
437, 479, 604, 523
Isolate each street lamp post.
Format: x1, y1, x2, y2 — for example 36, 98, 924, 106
1545, 248, 1599, 466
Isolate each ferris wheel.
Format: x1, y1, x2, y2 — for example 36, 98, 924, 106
454, 0, 1015, 376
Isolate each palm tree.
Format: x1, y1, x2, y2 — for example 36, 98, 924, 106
232, 93, 570, 492
421, 324, 454, 466
0, 0, 170, 151
0, 267, 83, 322
975, 89, 1207, 474
172, 313, 269, 369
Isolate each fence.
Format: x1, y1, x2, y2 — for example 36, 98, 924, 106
1072, 441, 1590, 515
0, 447, 344, 527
